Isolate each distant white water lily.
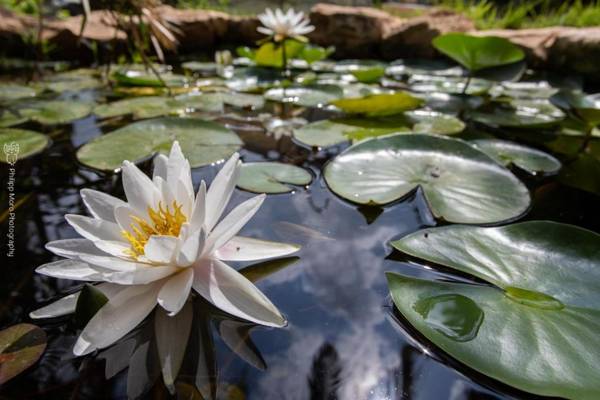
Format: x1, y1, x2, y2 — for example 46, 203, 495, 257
257, 8, 315, 43
32, 142, 299, 356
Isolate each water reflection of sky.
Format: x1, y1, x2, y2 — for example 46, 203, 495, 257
2, 116, 553, 400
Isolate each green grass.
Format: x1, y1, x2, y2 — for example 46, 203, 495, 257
436, 0, 600, 29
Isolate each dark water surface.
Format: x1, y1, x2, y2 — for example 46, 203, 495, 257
1, 78, 598, 400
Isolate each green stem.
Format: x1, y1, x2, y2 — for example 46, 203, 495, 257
462, 74, 472, 95
281, 38, 289, 77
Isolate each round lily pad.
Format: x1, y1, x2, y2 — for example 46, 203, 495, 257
237, 162, 312, 193
94, 96, 180, 119
386, 59, 464, 77
0, 83, 38, 102
470, 100, 565, 128
0, 128, 49, 163
324, 133, 530, 224
264, 85, 343, 108
409, 75, 492, 96
0, 110, 28, 128
293, 117, 410, 148
0, 323, 47, 384
432, 33, 525, 72
388, 221, 600, 400
77, 117, 242, 171
406, 110, 465, 135
331, 92, 423, 117
551, 90, 600, 125
182, 61, 218, 74
18, 100, 92, 125
113, 68, 188, 88
472, 139, 561, 175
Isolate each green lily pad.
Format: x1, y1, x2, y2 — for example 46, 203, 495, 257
237, 162, 312, 193
386, 59, 463, 77
18, 100, 92, 125
0, 110, 28, 128
94, 96, 181, 119
264, 85, 343, 108
42, 69, 102, 92
472, 139, 561, 175
388, 221, 600, 400
113, 68, 188, 88
333, 60, 385, 74
490, 81, 558, 99
331, 92, 423, 117
470, 100, 565, 128
181, 61, 218, 74
432, 33, 525, 72
409, 75, 492, 96
77, 117, 242, 171
349, 66, 386, 83
227, 67, 283, 92
255, 40, 305, 69
293, 117, 410, 148
0, 83, 38, 102
298, 45, 334, 65
406, 110, 465, 135
552, 90, 600, 125
324, 133, 530, 224
0, 323, 47, 384
0, 128, 49, 163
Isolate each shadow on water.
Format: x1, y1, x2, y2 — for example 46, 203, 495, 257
1, 82, 598, 399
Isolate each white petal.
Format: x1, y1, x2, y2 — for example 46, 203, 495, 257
189, 181, 206, 233
144, 236, 179, 264
154, 302, 193, 390
29, 292, 80, 319
73, 283, 161, 356
157, 268, 194, 316
166, 141, 194, 203
206, 194, 265, 254
93, 240, 132, 259
153, 154, 168, 180
79, 254, 143, 271
66, 214, 123, 242
81, 189, 127, 223
122, 161, 160, 217
215, 236, 299, 261
36, 259, 107, 281
102, 265, 178, 285
192, 259, 285, 327
205, 153, 241, 231
46, 239, 108, 259
257, 26, 274, 35
176, 228, 206, 267
114, 205, 141, 232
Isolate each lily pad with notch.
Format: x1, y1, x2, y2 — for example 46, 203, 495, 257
77, 117, 242, 172
470, 99, 565, 128
237, 162, 312, 193
324, 133, 530, 224
388, 221, 600, 400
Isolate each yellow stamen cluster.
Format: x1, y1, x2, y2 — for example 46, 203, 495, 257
122, 201, 187, 258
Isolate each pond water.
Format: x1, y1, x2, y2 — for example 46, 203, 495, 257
1, 58, 599, 400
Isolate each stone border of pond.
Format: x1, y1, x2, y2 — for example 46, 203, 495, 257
1, 3, 600, 78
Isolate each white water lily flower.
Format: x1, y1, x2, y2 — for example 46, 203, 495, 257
257, 8, 315, 42
33, 142, 299, 356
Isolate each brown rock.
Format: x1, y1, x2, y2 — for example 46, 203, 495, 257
225, 16, 262, 46
157, 5, 229, 52
308, 3, 398, 58
381, 9, 475, 59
